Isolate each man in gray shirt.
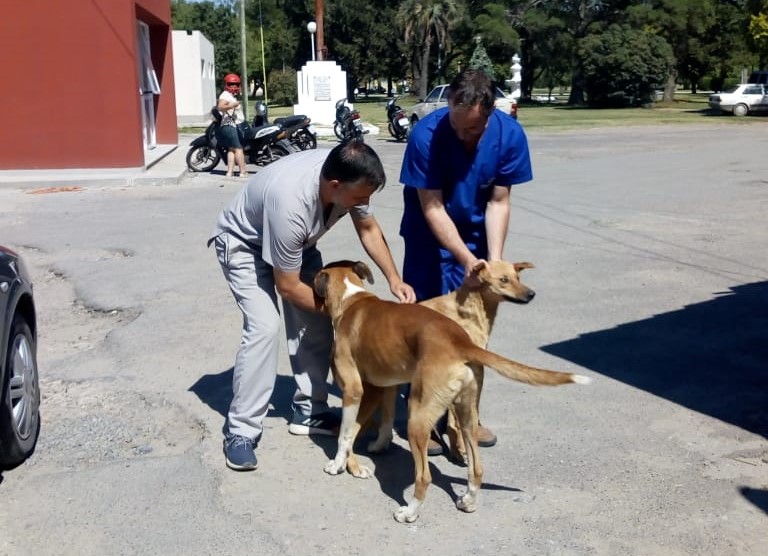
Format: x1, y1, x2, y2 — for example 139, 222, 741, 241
209, 140, 415, 471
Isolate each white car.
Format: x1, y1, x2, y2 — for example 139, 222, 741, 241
708, 84, 768, 116
409, 84, 518, 124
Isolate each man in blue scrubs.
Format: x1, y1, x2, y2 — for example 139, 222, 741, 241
399, 69, 533, 451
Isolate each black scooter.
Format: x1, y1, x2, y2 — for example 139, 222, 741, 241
333, 98, 366, 142
186, 108, 296, 173
253, 102, 317, 151
385, 96, 409, 141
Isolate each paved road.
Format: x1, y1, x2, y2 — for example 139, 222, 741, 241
1, 126, 766, 555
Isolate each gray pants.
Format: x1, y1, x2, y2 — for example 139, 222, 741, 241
213, 233, 334, 442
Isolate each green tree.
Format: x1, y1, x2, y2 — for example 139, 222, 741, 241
749, 10, 768, 67
471, 3, 520, 84
580, 24, 673, 107
267, 69, 297, 105
543, 0, 635, 104
322, 0, 406, 98
468, 36, 496, 80
171, 0, 240, 86
397, 0, 465, 98
626, 0, 717, 99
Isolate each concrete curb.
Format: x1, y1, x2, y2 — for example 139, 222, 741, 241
0, 125, 380, 189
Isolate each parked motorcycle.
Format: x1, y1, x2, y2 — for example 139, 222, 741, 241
334, 98, 366, 142
385, 95, 409, 141
253, 102, 317, 151
186, 108, 296, 173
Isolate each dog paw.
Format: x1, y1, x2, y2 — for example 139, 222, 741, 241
456, 493, 478, 513
394, 506, 419, 523
352, 465, 373, 479
324, 460, 345, 475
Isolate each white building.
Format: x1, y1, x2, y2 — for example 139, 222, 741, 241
172, 30, 216, 126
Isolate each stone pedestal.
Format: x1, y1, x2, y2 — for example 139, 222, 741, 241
293, 61, 349, 125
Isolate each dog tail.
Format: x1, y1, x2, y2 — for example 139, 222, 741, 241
467, 345, 591, 386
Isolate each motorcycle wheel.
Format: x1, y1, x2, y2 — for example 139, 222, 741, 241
262, 143, 292, 165
387, 122, 397, 139
186, 145, 219, 172
333, 122, 345, 140
295, 129, 317, 150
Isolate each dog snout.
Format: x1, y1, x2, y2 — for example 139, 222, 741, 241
509, 288, 535, 304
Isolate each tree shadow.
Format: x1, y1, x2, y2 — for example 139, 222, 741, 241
541, 281, 768, 438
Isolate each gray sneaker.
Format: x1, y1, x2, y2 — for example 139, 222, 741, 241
223, 434, 258, 471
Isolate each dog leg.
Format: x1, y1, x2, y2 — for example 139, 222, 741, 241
453, 385, 483, 513
395, 418, 431, 523
325, 367, 373, 478
367, 386, 396, 453
325, 402, 371, 477
445, 404, 467, 464
394, 381, 456, 523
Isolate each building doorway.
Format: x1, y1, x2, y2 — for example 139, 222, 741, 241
136, 21, 160, 150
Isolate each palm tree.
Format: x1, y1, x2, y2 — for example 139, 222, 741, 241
397, 0, 464, 98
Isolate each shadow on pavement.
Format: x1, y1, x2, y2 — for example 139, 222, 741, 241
188, 369, 300, 425
541, 281, 768, 438
740, 487, 768, 515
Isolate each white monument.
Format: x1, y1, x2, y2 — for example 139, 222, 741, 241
509, 53, 522, 101
293, 60, 349, 125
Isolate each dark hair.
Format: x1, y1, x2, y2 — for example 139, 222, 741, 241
447, 69, 496, 117
321, 139, 386, 191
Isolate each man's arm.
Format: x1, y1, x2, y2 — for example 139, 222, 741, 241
417, 188, 480, 271
485, 185, 511, 260
352, 214, 415, 303
273, 268, 320, 312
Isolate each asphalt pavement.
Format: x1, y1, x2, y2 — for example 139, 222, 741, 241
0, 124, 766, 556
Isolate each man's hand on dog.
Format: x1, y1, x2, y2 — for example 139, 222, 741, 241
390, 279, 416, 303
464, 259, 490, 289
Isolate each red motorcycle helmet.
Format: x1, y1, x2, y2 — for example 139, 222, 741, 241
223, 73, 241, 94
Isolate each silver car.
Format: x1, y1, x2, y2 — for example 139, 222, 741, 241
708, 84, 768, 116
0, 245, 40, 471
409, 84, 518, 124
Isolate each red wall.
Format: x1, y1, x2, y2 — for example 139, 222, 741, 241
0, 0, 177, 170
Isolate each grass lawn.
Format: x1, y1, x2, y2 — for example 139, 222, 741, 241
178, 92, 764, 134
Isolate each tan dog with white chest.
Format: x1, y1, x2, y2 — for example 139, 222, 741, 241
367, 260, 537, 460
313, 260, 590, 523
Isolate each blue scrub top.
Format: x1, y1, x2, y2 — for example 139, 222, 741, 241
399, 106, 532, 259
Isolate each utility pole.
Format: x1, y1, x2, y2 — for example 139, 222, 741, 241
240, 0, 248, 120
315, 0, 325, 61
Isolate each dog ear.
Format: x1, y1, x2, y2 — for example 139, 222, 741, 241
353, 261, 374, 284
514, 261, 535, 272
471, 260, 490, 282
313, 271, 330, 298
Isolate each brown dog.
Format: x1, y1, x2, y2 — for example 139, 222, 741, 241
313, 260, 590, 523
367, 260, 537, 461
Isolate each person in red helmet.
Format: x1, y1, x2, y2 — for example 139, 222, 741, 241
217, 73, 247, 178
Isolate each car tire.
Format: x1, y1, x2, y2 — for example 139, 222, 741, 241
733, 103, 749, 117
0, 315, 41, 471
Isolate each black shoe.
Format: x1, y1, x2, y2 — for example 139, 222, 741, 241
288, 407, 340, 436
